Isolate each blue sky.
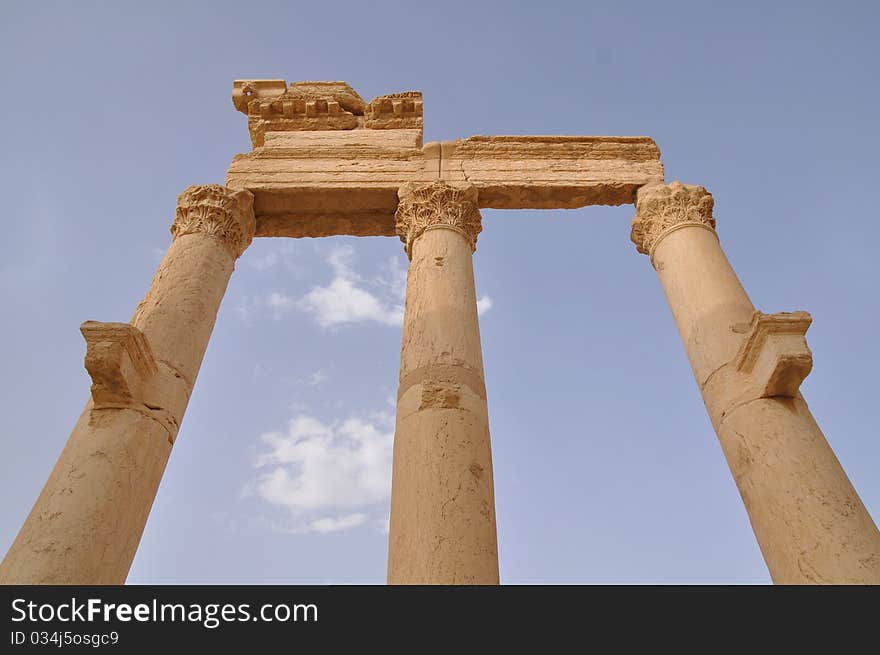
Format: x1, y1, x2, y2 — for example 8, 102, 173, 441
1, 0, 878, 583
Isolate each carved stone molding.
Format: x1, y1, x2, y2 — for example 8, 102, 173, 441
81, 321, 158, 406
171, 185, 255, 259
631, 181, 715, 257
395, 181, 482, 258
733, 311, 813, 398
364, 92, 423, 130
234, 80, 366, 147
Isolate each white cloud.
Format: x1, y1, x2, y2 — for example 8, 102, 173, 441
383, 255, 408, 302
265, 291, 297, 320
267, 291, 296, 310
300, 277, 403, 327
304, 370, 327, 386
251, 245, 491, 327
241, 242, 302, 274
251, 413, 393, 534
298, 245, 404, 328
247, 251, 280, 271
307, 513, 367, 534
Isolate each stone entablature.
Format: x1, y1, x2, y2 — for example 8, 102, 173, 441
227, 81, 664, 239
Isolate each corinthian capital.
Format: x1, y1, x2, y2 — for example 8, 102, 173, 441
395, 181, 482, 258
171, 185, 256, 259
630, 181, 715, 256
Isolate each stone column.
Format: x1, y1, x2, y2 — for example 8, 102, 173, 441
631, 181, 880, 584
0, 185, 254, 584
387, 181, 499, 584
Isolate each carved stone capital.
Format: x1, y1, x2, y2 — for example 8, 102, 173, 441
631, 181, 715, 257
171, 185, 255, 259
395, 181, 482, 258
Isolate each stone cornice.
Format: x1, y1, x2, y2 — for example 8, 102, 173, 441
171, 185, 255, 259
395, 181, 482, 258
364, 92, 423, 130
631, 181, 715, 258
232, 80, 423, 147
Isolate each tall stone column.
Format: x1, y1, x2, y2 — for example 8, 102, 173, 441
0, 185, 254, 584
388, 181, 499, 584
631, 181, 880, 584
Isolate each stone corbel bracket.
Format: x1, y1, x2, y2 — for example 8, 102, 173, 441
81, 321, 179, 443
733, 311, 813, 398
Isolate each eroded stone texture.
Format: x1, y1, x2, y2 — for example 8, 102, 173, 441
441, 135, 664, 209
395, 181, 481, 258
631, 182, 880, 584
388, 181, 499, 584
364, 92, 423, 130
0, 185, 255, 584
234, 80, 366, 147
228, 80, 664, 238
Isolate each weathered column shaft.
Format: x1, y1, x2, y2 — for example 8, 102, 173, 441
388, 181, 499, 584
632, 182, 880, 583
0, 185, 254, 584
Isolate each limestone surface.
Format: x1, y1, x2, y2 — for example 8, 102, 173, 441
227, 80, 664, 238
0, 186, 255, 584
632, 182, 880, 584
388, 181, 499, 584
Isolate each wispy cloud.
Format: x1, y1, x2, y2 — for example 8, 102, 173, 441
240, 244, 492, 327
297, 246, 404, 328
247, 251, 280, 271
306, 513, 367, 534
240, 241, 303, 274
250, 413, 393, 534
266, 291, 297, 320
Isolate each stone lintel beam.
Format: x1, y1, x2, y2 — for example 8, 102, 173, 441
226, 134, 664, 238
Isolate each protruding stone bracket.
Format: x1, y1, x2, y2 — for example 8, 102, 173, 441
733, 311, 813, 398
81, 321, 158, 405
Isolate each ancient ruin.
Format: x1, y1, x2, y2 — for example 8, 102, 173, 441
1, 80, 878, 585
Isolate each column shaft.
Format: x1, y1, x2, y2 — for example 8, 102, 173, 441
0, 185, 254, 584
388, 182, 499, 584
632, 182, 880, 583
